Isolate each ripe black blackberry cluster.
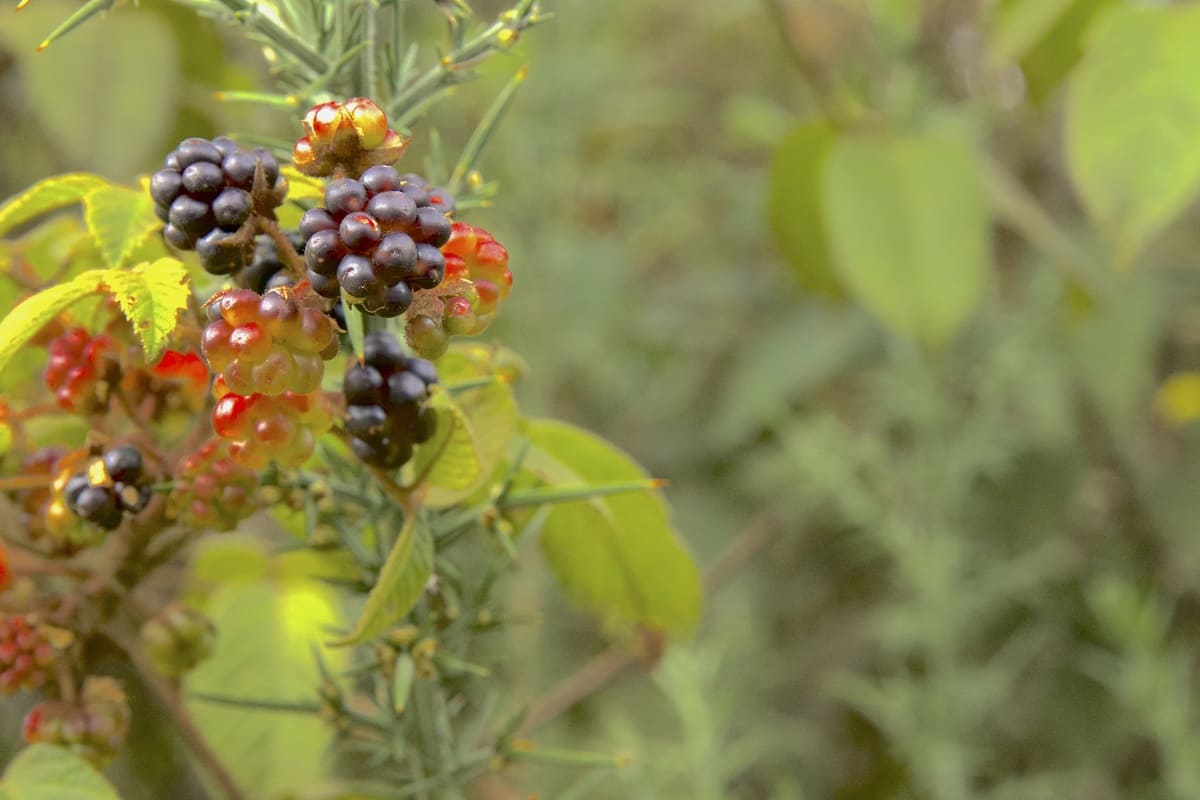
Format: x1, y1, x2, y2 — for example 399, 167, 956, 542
343, 332, 439, 468
151, 137, 287, 275
63, 446, 152, 530
239, 234, 346, 330
301, 168, 454, 318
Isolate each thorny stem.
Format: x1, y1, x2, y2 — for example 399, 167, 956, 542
255, 217, 307, 279
517, 512, 778, 735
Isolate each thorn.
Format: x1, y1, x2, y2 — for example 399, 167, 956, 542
649, 478, 668, 489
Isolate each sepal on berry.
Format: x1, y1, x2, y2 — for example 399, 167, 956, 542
294, 98, 409, 177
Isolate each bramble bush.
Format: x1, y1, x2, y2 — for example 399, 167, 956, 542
0, 2, 703, 798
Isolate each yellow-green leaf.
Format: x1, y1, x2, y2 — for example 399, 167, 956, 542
329, 516, 434, 647
84, 184, 161, 268
0, 269, 107, 379
1065, 3, 1200, 265
411, 388, 482, 492
0, 173, 109, 238
101, 258, 191, 362
425, 377, 517, 508
523, 418, 701, 637
187, 579, 344, 796
281, 165, 326, 203
822, 124, 989, 344
768, 121, 842, 297
0, 744, 120, 800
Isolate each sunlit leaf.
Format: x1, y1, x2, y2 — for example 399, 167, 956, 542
0, 269, 107, 378
84, 184, 161, 268
102, 258, 190, 362
0, 173, 108, 238
0, 745, 120, 800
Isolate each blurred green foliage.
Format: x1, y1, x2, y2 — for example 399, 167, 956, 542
9, 0, 1200, 797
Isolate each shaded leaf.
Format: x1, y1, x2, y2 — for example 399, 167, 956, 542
84, 185, 161, 268
822, 125, 989, 344
0, 173, 108, 238
768, 121, 842, 296
0, 744, 120, 800
425, 377, 517, 508
412, 388, 482, 492
330, 516, 434, 647
523, 418, 701, 636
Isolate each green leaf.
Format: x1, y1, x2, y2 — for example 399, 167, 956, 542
412, 388, 483, 493
0, 744, 120, 800
1065, 3, 1200, 266
187, 579, 344, 796
425, 377, 517, 508
344, 304, 366, 362
101, 258, 191, 362
0, 269, 107, 379
84, 184, 161, 268
989, 0, 1078, 67
768, 121, 842, 297
280, 165, 327, 204
822, 124, 989, 344
330, 516, 434, 647
0, 174, 109, 238
1020, 0, 1117, 105
522, 418, 702, 636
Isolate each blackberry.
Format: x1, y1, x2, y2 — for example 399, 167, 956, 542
239, 235, 347, 331
151, 136, 288, 275
140, 603, 217, 678
23, 676, 131, 768
301, 168, 453, 318
201, 286, 339, 396
63, 445, 153, 531
211, 377, 334, 469
343, 331, 438, 469
404, 222, 511, 359
170, 439, 259, 531
43, 327, 121, 413
0, 616, 58, 694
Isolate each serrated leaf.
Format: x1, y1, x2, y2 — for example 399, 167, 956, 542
425, 377, 517, 508
330, 516, 434, 646
1065, 3, 1200, 265
281, 165, 326, 203
0, 744, 120, 800
523, 418, 702, 636
101, 258, 190, 362
187, 579, 344, 796
0, 173, 109, 238
768, 121, 842, 297
0, 269, 107, 378
84, 184, 161, 268
822, 124, 989, 344
412, 388, 482, 492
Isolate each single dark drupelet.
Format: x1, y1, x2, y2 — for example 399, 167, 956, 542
343, 331, 439, 469
63, 445, 152, 531
151, 137, 287, 275
301, 169, 455, 318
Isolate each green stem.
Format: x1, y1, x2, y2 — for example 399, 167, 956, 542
217, 0, 330, 75
499, 479, 667, 510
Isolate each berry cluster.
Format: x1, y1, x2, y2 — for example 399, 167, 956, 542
23, 676, 131, 768
212, 378, 334, 469
407, 222, 512, 358
62, 446, 152, 531
293, 97, 408, 177
170, 439, 258, 531
140, 603, 217, 679
343, 332, 439, 469
240, 234, 347, 330
151, 137, 287, 274
201, 286, 339, 396
301, 167, 453, 317
43, 328, 121, 413
0, 617, 57, 693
